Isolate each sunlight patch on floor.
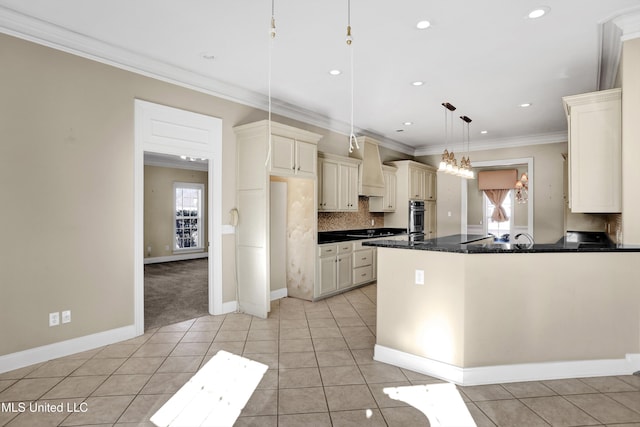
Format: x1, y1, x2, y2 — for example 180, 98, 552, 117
151, 351, 268, 427
384, 383, 476, 427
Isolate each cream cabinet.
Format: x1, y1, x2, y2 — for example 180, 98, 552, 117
318, 153, 361, 212
562, 88, 621, 213
352, 243, 374, 286
269, 134, 317, 178
384, 160, 437, 230
426, 201, 437, 239
339, 163, 359, 211
317, 243, 353, 297
369, 165, 397, 212
234, 120, 322, 313
318, 159, 339, 211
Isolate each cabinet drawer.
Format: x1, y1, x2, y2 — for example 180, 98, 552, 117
353, 249, 373, 268
338, 242, 353, 254
353, 265, 373, 285
318, 244, 338, 257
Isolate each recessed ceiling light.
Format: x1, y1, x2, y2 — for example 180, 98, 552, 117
329, 69, 341, 76
520, 103, 532, 108
412, 81, 424, 86
200, 52, 216, 60
403, 122, 413, 126
527, 6, 550, 19
416, 20, 431, 30
480, 130, 488, 134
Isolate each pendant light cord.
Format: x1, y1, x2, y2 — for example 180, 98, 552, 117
265, 0, 276, 167
347, 0, 359, 153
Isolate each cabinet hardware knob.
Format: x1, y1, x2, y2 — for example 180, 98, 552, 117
362, 257, 367, 260
361, 273, 367, 277
297, 166, 301, 171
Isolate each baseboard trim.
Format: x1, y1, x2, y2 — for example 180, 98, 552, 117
374, 345, 640, 386
144, 252, 208, 264
221, 301, 238, 314
0, 325, 137, 374
270, 288, 287, 301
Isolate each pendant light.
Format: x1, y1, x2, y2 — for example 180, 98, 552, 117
439, 102, 457, 173
459, 115, 474, 179
347, 0, 359, 153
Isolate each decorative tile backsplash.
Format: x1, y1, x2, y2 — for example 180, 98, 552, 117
318, 197, 385, 231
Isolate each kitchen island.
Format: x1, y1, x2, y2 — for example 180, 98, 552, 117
364, 234, 640, 386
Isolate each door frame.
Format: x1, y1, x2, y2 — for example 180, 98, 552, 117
134, 99, 223, 336
460, 157, 534, 237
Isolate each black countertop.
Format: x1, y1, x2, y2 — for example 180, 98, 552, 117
363, 233, 640, 253
318, 228, 407, 244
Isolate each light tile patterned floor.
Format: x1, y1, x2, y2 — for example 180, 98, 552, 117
1, 284, 640, 426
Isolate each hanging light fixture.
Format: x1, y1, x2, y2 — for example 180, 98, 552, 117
347, 0, 359, 153
439, 102, 457, 173
459, 115, 474, 179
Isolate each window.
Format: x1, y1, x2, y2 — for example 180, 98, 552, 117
174, 182, 205, 251
484, 190, 513, 241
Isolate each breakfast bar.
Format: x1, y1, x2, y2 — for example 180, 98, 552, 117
364, 234, 640, 386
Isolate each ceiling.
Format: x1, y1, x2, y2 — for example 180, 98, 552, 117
1, 1, 640, 155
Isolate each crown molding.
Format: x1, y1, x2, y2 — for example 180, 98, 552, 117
0, 5, 415, 157
598, 6, 640, 90
414, 131, 567, 157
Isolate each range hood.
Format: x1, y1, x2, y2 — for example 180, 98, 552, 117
349, 136, 385, 197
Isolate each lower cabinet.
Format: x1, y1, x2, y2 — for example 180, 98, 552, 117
317, 243, 353, 297
316, 240, 380, 299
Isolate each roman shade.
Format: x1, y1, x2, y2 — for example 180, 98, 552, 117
477, 169, 518, 190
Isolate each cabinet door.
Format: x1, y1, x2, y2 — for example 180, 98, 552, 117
425, 171, 436, 201
409, 167, 425, 200
426, 201, 437, 238
569, 100, 621, 212
320, 160, 339, 211
269, 135, 295, 175
387, 172, 397, 210
338, 164, 358, 210
295, 140, 316, 178
319, 256, 338, 295
337, 253, 352, 289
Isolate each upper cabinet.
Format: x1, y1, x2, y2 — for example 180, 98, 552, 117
383, 160, 437, 229
269, 133, 317, 179
369, 165, 397, 212
318, 152, 361, 212
562, 88, 621, 213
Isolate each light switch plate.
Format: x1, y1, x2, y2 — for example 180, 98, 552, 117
415, 269, 425, 285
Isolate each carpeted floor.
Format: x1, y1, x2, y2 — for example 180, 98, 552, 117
144, 258, 209, 331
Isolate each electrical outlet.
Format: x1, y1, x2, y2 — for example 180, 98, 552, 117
62, 310, 71, 324
415, 269, 425, 285
49, 312, 60, 327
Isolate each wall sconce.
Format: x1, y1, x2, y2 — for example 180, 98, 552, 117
515, 173, 528, 203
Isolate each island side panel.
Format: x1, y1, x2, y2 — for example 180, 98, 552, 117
376, 247, 467, 367
463, 252, 640, 367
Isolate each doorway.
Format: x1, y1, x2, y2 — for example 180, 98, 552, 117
461, 157, 534, 239
134, 100, 223, 336
143, 154, 210, 330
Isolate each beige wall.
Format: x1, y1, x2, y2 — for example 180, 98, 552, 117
377, 248, 640, 369
144, 166, 208, 258
418, 142, 567, 243
622, 38, 640, 244
0, 33, 402, 357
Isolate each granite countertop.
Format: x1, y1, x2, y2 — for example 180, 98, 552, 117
318, 227, 407, 244
364, 233, 640, 253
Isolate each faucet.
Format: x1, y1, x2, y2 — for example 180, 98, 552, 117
514, 233, 534, 247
